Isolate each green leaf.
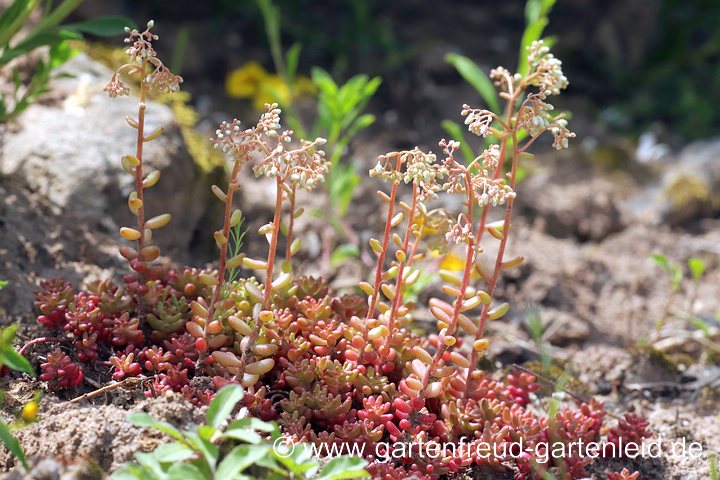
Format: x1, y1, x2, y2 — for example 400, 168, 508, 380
0, 325, 33, 376
127, 413, 187, 443
184, 431, 218, 471
0, 0, 42, 49
167, 464, 206, 480
649, 253, 671, 272
311, 67, 338, 95
0, 30, 81, 66
62, 16, 135, 36
0, 324, 17, 344
48, 40, 78, 69
197, 424, 218, 443
0, 420, 27, 471
445, 53, 499, 112
206, 384, 244, 429
0, 348, 35, 376
216, 445, 269, 479
32, 0, 83, 34
228, 417, 279, 434
224, 417, 278, 444
346, 113, 375, 140
518, 0, 557, 76
0, 280, 7, 290
651, 253, 683, 290
252, 454, 286, 475
284, 42, 302, 85
133, 452, 167, 479
689, 316, 710, 337
152, 442, 195, 463
221, 427, 262, 444
315, 456, 370, 480
272, 443, 317, 475
688, 257, 706, 282
327, 159, 360, 214
330, 243, 360, 268
112, 464, 153, 480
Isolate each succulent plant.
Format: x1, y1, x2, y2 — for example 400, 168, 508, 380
27, 23, 655, 480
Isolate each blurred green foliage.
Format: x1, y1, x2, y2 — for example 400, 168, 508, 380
0, 0, 132, 122
617, 0, 720, 139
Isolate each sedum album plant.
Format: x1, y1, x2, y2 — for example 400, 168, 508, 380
106, 20, 182, 286
28, 22, 649, 480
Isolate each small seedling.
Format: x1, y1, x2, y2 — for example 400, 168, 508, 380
650, 252, 708, 327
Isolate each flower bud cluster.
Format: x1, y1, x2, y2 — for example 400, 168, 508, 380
527, 40, 568, 95
370, 148, 445, 200
104, 21, 182, 98
461, 105, 493, 138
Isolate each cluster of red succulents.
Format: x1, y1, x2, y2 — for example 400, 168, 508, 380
34, 272, 649, 479
38, 349, 83, 389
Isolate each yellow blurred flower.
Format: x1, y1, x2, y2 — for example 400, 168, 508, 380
225, 61, 267, 98
437, 250, 487, 281
225, 61, 315, 110
21, 400, 38, 422
438, 251, 466, 272
253, 75, 291, 110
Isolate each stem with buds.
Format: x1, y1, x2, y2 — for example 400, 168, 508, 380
367, 154, 402, 321
264, 178, 285, 310
386, 184, 419, 334
420, 171, 475, 394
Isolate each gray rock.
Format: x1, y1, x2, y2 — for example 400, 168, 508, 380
0, 54, 210, 259
659, 138, 720, 225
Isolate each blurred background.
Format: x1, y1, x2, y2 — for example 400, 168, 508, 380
68, 0, 720, 144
